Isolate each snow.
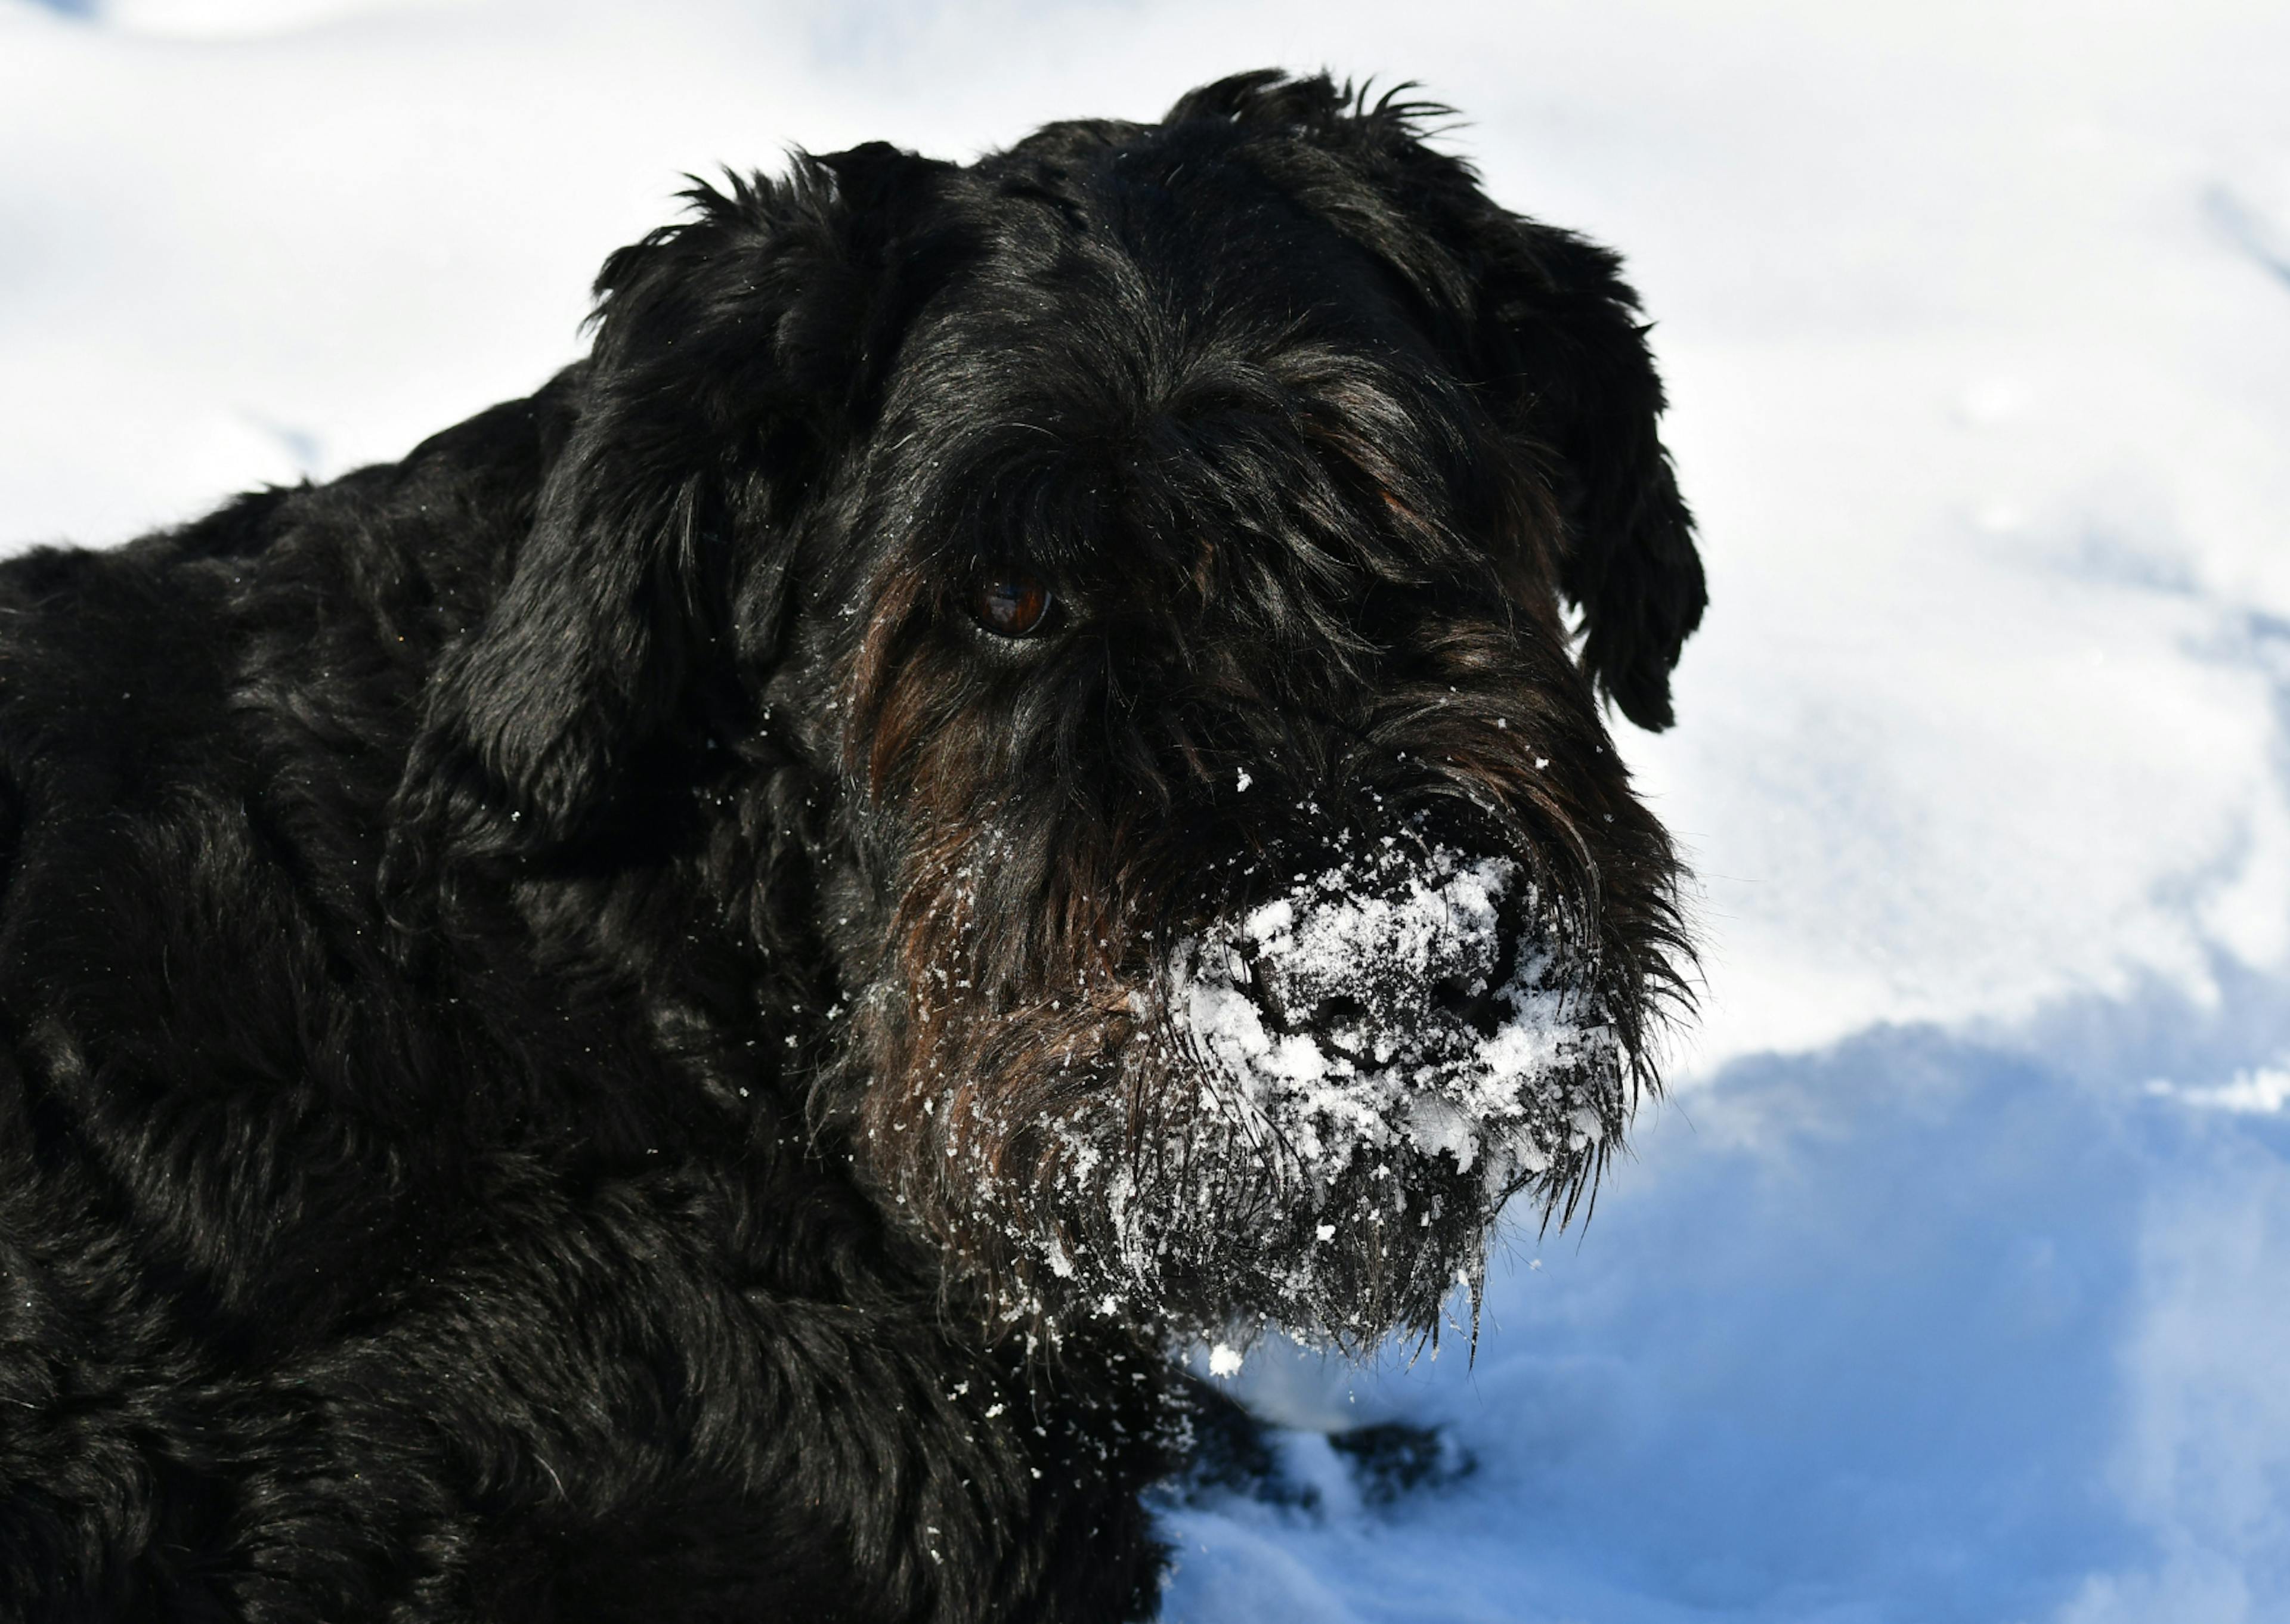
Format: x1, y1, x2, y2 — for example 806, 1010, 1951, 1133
7, 0, 2289, 1618
1169, 846, 1613, 1191
2147, 1065, 2290, 1116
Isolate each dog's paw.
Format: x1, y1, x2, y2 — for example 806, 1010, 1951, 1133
1168, 1379, 1474, 1517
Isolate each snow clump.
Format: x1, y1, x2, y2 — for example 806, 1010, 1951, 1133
1168, 843, 1619, 1201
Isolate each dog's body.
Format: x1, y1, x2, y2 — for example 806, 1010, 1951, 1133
0, 75, 1701, 1622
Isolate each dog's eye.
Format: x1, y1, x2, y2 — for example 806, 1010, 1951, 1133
974, 577, 1053, 639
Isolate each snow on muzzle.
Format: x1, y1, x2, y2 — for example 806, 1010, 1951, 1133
1166, 841, 1622, 1204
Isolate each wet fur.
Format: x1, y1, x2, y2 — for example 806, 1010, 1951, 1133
0, 73, 1700, 1622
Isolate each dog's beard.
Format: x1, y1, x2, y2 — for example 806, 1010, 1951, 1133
1165, 845, 1619, 1190
1076, 844, 1623, 1340
851, 839, 1634, 1347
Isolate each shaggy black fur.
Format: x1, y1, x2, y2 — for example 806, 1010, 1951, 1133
0, 72, 1702, 1622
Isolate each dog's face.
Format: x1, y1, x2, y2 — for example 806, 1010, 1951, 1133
401, 73, 1703, 1347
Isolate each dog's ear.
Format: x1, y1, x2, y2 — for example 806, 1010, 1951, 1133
1459, 215, 1705, 732
1192, 73, 1705, 730
393, 144, 957, 868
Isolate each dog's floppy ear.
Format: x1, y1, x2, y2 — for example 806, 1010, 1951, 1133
1460, 218, 1706, 732
392, 144, 957, 869
1190, 72, 1705, 730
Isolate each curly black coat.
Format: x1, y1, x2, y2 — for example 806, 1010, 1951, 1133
0, 72, 1702, 1622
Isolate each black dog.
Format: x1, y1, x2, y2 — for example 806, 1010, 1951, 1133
0, 71, 1701, 1622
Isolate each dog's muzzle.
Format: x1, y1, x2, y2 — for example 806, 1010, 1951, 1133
1167, 842, 1619, 1195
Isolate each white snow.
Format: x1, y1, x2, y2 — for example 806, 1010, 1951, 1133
1169, 847, 1610, 1192
2145, 1064, 2290, 1116
7, 1, 2290, 1619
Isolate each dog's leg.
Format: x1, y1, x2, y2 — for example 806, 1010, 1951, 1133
94, 1180, 1162, 1622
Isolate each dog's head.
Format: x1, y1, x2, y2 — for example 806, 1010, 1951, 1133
398, 72, 1703, 1347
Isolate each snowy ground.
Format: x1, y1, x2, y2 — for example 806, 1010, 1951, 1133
5, 1, 2288, 1618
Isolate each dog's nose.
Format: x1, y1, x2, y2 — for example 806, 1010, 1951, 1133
1228, 849, 1520, 1051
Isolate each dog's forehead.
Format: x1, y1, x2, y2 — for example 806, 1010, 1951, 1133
846, 128, 1471, 580
916, 124, 1435, 383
